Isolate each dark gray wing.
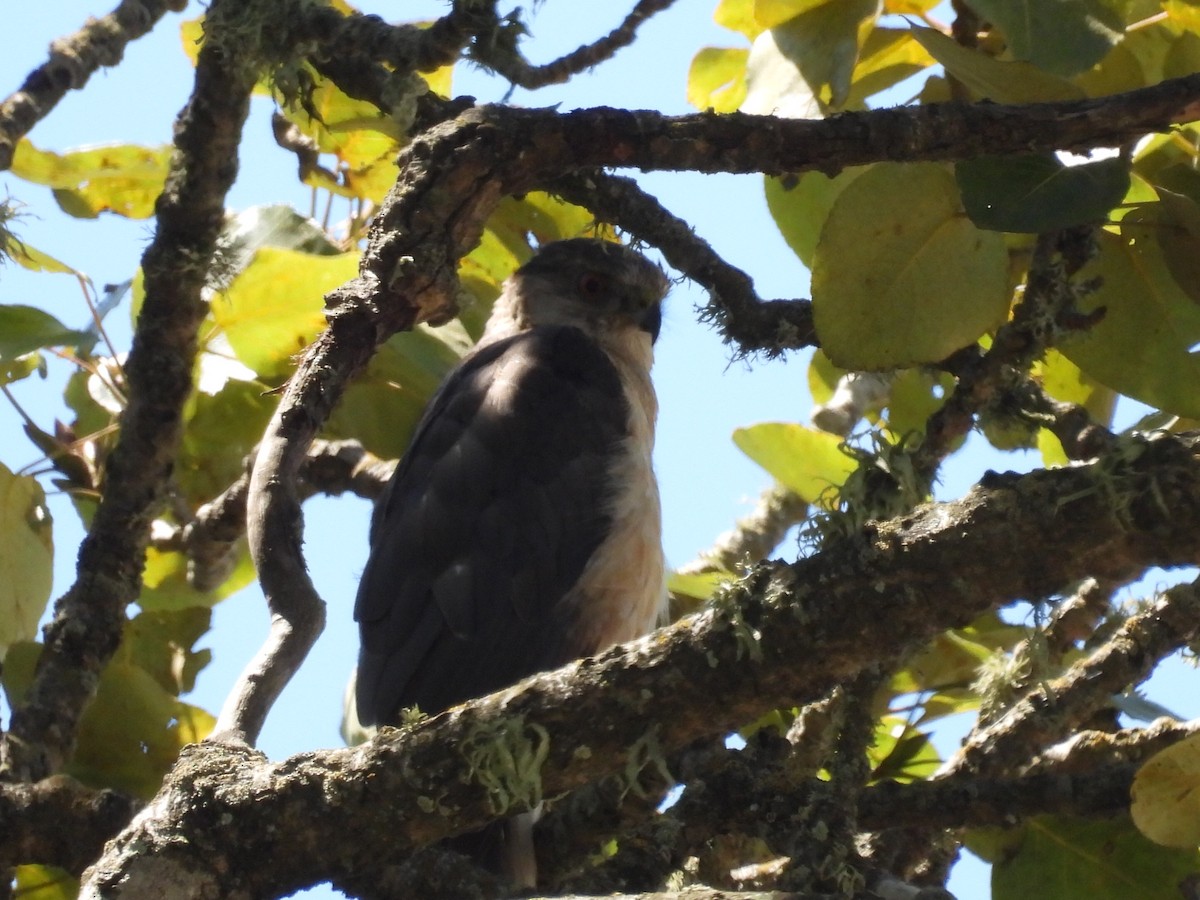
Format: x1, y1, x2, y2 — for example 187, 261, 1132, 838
354, 325, 629, 725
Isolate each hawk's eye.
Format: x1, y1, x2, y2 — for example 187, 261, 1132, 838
578, 272, 607, 298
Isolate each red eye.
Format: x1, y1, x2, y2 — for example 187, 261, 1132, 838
579, 272, 606, 297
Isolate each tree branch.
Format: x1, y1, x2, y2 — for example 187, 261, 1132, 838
220, 71, 1200, 748
0, 777, 139, 874
472, 0, 681, 89
84, 433, 1200, 897
0, 0, 187, 170
0, 0, 257, 784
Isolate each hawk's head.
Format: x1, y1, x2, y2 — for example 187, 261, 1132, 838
482, 239, 669, 346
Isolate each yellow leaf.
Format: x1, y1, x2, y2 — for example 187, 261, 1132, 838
210, 247, 360, 377
687, 47, 750, 111
715, 0, 763, 39
732, 422, 856, 504
11, 140, 171, 219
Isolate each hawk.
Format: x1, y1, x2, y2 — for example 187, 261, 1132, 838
354, 238, 669, 885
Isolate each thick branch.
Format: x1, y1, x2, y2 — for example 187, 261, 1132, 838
84, 434, 1200, 898
0, 778, 139, 874
0, 0, 186, 169
0, 1, 255, 784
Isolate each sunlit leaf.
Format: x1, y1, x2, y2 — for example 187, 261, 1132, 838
846, 27, 935, 107
687, 47, 750, 111
178, 378, 276, 506
993, 815, 1200, 899
1035, 349, 1116, 467
715, 0, 763, 39
5, 237, 79, 275
13, 865, 77, 900
668, 569, 738, 603
911, 26, 1086, 102
961, 0, 1126, 76
745, 0, 878, 113
11, 140, 170, 219
869, 716, 940, 782
812, 162, 1010, 369
140, 540, 256, 613
0, 463, 52, 660
211, 247, 359, 378
956, 154, 1130, 233
732, 422, 857, 504
1061, 224, 1200, 418
765, 167, 867, 268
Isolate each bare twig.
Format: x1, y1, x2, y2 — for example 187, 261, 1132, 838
0, 0, 187, 169
473, 0, 681, 89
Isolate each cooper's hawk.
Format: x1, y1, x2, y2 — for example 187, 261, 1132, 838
354, 238, 669, 885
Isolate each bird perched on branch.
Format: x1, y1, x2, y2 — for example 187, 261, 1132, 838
354, 237, 669, 887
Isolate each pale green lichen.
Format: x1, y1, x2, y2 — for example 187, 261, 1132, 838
619, 725, 672, 801
459, 715, 550, 815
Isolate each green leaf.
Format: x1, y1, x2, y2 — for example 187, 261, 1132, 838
993, 815, 1200, 900
956, 154, 1130, 233
326, 322, 470, 458
869, 716, 940, 782
731, 422, 856, 504
10, 140, 170, 219
0, 463, 52, 660
765, 167, 867, 268
1132, 732, 1200, 848
812, 162, 1010, 369
139, 539, 256, 612
911, 26, 1086, 103
1154, 188, 1200, 305
70, 660, 215, 798
0, 305, 89, 360
744, 0, 878, 113
13, 865, 77, 900
753, 0, 830, 29
1036, 348, 1116, 463
845, 27, 935, 107
961, 0, 1126, 76
178, 378, 276, 506
1061, 224, 1200, 418
120, 608, 213, 696
211, 247, 360, 378
1164, 29, 1200, 79
5, 237, 79, 275
668, 569, 738, 603
687, 47, 750, 112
